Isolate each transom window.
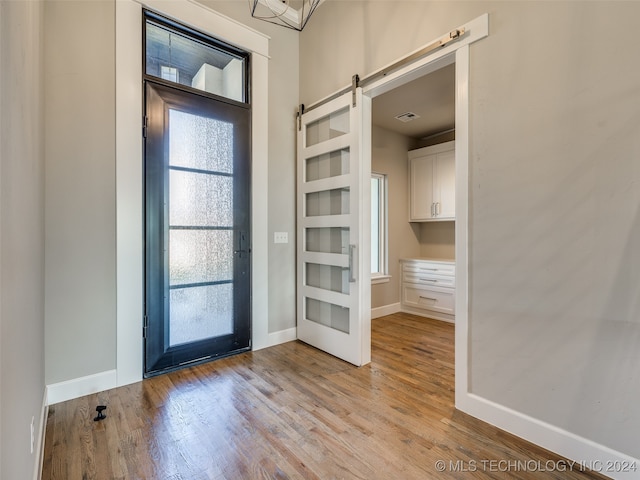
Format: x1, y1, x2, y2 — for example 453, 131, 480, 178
145, 12, 249, 104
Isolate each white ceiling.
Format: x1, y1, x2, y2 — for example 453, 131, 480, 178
371, 63, 455, 139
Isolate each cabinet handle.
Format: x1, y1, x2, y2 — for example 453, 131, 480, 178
419, 278, 438, 283
419, 268, 438, 271
430, 203, 434, 217
436, 202, 441, 216
419, 296, 437, 302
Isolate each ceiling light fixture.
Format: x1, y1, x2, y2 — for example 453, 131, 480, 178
249, 0, 325, 31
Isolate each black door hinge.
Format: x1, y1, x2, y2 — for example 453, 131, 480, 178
143, 315, 149, 338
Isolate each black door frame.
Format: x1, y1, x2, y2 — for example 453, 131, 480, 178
143, 80, 251, 377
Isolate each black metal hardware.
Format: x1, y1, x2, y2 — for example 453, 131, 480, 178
94, 405, 107, 421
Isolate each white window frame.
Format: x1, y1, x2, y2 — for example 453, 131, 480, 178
371, 172, 389, 284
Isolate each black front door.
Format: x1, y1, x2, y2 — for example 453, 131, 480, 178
144, 81, 251, 376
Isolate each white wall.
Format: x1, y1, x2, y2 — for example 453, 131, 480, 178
371, 125, 420, 309
0, 1, 46, 478
44, 0, 116, 385
301, 0, 640, 463
419, 222, 454, 260
468, 1, 640, 459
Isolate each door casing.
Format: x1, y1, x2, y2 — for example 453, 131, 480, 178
115, 0, 270, 387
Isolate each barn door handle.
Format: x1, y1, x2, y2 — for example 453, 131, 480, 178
348, 244, 356, 283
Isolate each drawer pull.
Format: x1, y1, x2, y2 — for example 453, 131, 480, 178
419, 268, 438, 271
419, 278, 438, 283
419, 296, 437, 302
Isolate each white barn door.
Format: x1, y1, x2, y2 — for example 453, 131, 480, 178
296, 88, 371, 366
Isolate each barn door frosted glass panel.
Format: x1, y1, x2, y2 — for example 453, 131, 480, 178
305, 227, 349, 255
305, 107, 349, 147
306, 263, 349, 295
305, 298, 349, 334
168, 109, 234, 346
302, 141, 351, 331
305, 149, 350, 181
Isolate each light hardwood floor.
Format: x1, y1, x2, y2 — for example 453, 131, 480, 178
42, 313, 607, 479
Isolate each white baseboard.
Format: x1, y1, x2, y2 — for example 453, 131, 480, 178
253, 327, 297, 350
400, 305, 455, 323
47, 369, 117, 405
33, 387, 48, 480
371, 302, 401, 319
457, 393, 640, 480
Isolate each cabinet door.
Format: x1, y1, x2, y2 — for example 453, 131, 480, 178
409, 154, 435, 221
434, 149, 455, 219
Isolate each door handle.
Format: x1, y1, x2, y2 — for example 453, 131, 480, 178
234, 232, 250, 258
348, 244, 356, 283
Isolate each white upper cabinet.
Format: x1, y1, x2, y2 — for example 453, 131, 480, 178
408, 141, 455, 221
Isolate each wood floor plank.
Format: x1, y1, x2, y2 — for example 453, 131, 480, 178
41, 313, 608, 479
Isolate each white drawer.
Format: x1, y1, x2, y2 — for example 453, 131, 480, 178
403, 261, 455, 277
403, 272, 455, 288
402, 285, 455, 315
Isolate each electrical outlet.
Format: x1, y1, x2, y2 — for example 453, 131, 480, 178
30, 416, 35, 454
274, 232, 288, 244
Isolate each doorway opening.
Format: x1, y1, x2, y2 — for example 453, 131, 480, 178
296, 12, 485, 412
370, 60, 456, 319
143, 12, 252, 376
361, 37, 474, 408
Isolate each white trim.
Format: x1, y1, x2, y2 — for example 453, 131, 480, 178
33, 388, 48, 480
401, 306, 454, 324
408, 140, 455, 159
249, 53, 271, 351
115, 0, 144, 389
359, 12, 487, 405
371, 302, 401, 319
257, 327, 297, 349
371, 274, 390, 285
46, 370, 117, 405
454, 45, 470, 405
141, 0, 269, 57
371, 172, 388, 279
116, 0, 270, 385
442, 18, 640, 478
458, 394, 640, 480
